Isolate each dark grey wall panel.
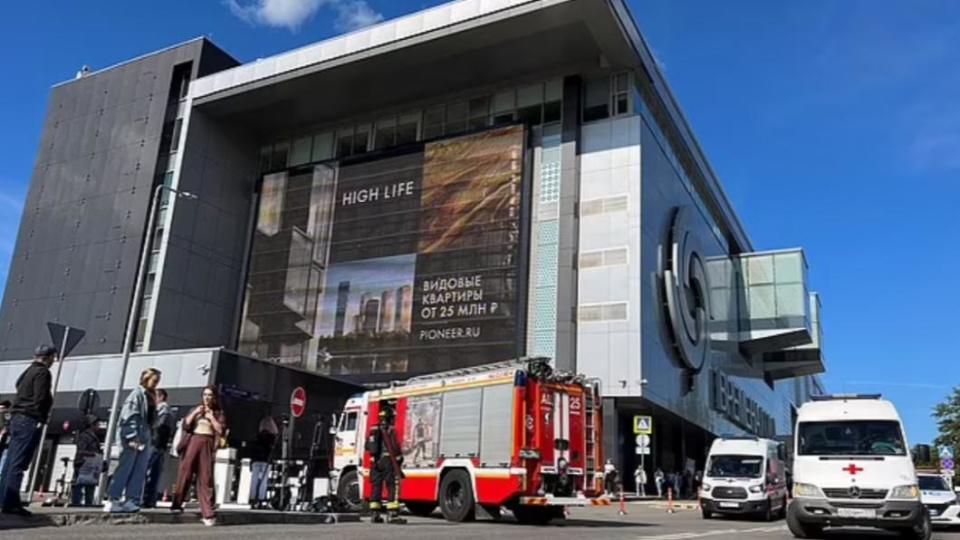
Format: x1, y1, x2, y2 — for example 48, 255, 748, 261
0, 39, 236, 361
148, 109, 258, 351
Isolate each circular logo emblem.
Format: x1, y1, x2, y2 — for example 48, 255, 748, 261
290, 386, 307, 418
848, 486, 861, 499
660, 206, 711, 372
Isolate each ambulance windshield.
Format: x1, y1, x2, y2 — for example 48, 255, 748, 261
798, 420, 906, 456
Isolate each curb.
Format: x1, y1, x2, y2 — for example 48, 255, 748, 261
1, 510, 358, 528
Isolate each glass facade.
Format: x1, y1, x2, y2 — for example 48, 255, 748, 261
240, 126, 526, 377
257, 78, 563, 175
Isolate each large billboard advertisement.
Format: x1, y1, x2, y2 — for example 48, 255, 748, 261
239, 126, 526, 379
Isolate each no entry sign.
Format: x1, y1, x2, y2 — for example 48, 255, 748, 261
290, 386, 307, 418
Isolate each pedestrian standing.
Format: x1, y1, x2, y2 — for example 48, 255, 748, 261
71, 415, 101, 506
249, 416, 278, 509
654, 468, 664, 498
0, 345, 57, 517
604, 459, 618, 496
634, 465, 647, 497
171, 385, 226, 527
142, 389, 175, 508
671, 471, 681, 500
105, 368, 160, 513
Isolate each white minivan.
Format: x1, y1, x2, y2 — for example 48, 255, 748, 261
700, 437, 788, 520
787, 394, 930, 540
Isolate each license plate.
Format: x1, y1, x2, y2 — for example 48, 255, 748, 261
837, 508, 876, 519
719, 502, 740, 508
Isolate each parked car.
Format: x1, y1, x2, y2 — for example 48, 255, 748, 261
918, 473, 960, 528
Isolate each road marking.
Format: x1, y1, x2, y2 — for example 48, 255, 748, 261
637, 525, 787, 539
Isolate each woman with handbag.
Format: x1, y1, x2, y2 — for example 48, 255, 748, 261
171, 385, 226, 526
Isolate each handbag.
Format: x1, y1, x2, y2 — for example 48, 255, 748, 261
175, 418, 193, 457
76, 454, 102, 486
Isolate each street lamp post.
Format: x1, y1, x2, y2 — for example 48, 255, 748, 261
96, 184, 196, 503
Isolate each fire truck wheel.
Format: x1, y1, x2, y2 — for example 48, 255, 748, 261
405, 501, 437, 517
439, 470, 476, 522
337, 469, 363, 512
512, 505, 563, 525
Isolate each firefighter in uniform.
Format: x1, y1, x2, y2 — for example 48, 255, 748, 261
366, 404, 405, 523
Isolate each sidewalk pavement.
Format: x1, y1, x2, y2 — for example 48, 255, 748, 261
0, 505, 358, 530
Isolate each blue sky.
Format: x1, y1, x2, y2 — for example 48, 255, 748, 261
1, 1, 957, 444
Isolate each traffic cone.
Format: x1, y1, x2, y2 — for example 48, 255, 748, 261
618, 486, 627, 516
667, 487, 675, 514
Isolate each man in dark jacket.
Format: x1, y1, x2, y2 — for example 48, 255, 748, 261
0, 345, 58, 516
142, 389, 174, 508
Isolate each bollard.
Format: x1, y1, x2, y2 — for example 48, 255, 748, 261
618, 486, 627, 516
667, 487, 676, 514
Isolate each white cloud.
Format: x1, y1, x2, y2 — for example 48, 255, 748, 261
226, 0, 383, 32
332, 1, 384, 32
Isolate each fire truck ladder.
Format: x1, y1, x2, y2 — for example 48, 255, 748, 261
583, 379, 601, 486
405, 357, 551, 383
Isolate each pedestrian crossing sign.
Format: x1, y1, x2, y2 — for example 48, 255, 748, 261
633, 415, 653, 435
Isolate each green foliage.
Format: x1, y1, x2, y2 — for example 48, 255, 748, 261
933, 386, 960, 465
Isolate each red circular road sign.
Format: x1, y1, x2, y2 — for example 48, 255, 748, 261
290, 386, 307, 418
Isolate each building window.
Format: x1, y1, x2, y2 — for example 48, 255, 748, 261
578, 301, 628, 322
583, 77, 610, 122
583, 73, 632, 123
580, 194, 629, 216
374, 112, 420, 149
290, 136, 312, 166
445, 101, 468, 134
335, 124, 370, 158
422, 105, 444, 140
312, 131, 334, 161
613, 73, 630, 115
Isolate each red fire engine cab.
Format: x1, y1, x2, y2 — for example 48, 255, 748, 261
331, 358, 608, 523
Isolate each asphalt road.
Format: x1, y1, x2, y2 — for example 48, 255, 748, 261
2, 504, 959, 540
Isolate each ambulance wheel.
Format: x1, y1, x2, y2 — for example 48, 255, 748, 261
337, 469, 362, 512
786, 504, 822, 539
899, 513, 932, 540
512, 505, 563, 525
439, 470, 476, 522
405, 501, 437, 517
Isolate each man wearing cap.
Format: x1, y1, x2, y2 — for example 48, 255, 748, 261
365, 402, 405, 524
0, 345, 58, 516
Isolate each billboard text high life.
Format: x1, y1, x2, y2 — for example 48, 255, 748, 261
239, 126, 527, 379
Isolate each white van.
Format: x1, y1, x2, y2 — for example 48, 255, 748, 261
700, 437, 788, 520
787, 394, 930, 540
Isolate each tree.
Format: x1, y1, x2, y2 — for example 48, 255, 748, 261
933, 386, 960, 462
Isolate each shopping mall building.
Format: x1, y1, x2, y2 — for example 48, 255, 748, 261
0, 0, 825, 485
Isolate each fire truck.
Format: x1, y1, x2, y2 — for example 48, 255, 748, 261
330, 358, 608, 523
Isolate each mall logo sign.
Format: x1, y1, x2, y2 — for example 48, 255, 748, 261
710, 369, 776, 438
660, 206, 710, 377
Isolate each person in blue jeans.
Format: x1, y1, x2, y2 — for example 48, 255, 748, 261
248, 416, 278, 509
104, 367, 160, 513
142, 389, 174, 508
0, 345, 57, 517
